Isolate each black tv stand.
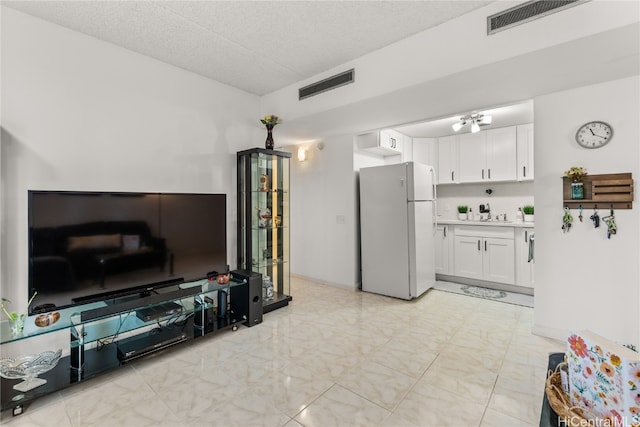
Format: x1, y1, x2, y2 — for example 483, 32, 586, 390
1, 270, 264, 417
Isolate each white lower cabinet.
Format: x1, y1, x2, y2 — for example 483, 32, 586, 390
453, 235, 484, 279
434, 224, 452, 275
452, 226, 515, 285
514, 228, 535, 287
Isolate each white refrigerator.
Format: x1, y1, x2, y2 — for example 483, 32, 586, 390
359, 162, 436, 300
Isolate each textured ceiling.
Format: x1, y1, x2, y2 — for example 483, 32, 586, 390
3, 0, 492, 95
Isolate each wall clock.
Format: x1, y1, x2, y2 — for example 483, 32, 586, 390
575, 121, 613, 149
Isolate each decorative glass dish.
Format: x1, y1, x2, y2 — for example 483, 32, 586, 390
0, 349, 62, 392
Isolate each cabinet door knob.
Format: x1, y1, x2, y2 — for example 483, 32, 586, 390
444, 227, 447, 238
488, 169, 491, 180
484, 240, 487, 251
477, 240, 481, 251
525, 231, 528, 242
482, 169, 484, 180
523, 166, 526, 177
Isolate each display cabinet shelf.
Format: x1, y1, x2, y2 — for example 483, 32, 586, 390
237, 148, 291, 313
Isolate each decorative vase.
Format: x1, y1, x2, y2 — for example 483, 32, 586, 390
571, 182, 584, 199
458, 213, 467, 221
524, 214, 535, 222
265, 124, 274, 150
9, 314, 25, 336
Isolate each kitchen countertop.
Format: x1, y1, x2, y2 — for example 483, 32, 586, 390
437, 218, 535, 228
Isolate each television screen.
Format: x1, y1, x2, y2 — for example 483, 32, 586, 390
28, 191, 227, 314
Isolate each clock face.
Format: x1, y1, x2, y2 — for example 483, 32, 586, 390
575, 121, 613, 149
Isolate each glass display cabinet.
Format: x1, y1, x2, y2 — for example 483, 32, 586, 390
237, 148, 291, 313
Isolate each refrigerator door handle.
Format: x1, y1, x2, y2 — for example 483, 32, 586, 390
430, 167, 437, 201
430, 167, 438, 233
432, 200, 438, 234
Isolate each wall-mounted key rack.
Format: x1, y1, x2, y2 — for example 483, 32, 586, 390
562, 173, 634, 209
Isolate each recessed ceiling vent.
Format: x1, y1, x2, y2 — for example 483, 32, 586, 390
299, 69, 354, 100
487, 0, 584, 35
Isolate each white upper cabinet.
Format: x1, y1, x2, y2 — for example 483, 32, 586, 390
357, 129, 403, 156
458, 131, 486, 182
516, 123, 534, 181
413, 137, 437, 177
400, 133, 413, 163
485, 126, 517, 182
437, 135, 458, 184
456, 126, 517, 183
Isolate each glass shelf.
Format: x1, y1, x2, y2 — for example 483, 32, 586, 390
0, 278, 245, 345
1, 272, 258, 415
237, 148, 291, 313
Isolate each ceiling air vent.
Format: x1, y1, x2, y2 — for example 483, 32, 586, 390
488, 0, 584, 35
299, 69, 354, 100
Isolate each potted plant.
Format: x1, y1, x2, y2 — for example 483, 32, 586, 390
523, 205, 535, 222
564, 166, 587, 199
2, 292, 37, 335
457, 205, 469, 221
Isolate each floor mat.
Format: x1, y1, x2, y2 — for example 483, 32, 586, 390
432, 281, 534, 308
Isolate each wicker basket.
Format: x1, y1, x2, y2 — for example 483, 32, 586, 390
546, 367, 595, 426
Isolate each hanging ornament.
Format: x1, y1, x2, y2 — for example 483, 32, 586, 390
602, 207, 617, 239
590, 207, 600, 228
562, 207, 573, 233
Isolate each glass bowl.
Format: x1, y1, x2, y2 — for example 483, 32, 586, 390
0, 349, 62, 392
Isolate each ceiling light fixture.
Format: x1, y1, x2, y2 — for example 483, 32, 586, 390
452, 112, 493, 133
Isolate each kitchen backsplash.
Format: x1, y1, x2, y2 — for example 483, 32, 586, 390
436, 181, 534, 221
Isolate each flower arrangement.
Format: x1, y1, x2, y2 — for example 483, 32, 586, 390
457, 205, 468, 213
523, 205, 534, 215
565, 166, 588, 182
260, 115, 281, 127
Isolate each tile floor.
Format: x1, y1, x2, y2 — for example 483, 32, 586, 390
1, 278, 564, 427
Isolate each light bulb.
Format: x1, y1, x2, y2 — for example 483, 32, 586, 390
471, 121, 480, 133
481, 115, 492, 124
452, 122, 464, 132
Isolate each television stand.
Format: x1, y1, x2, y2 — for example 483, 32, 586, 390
0, 270, 263, 416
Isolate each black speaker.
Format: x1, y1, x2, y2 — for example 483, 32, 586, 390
194, 295, 214, 335
229, 269, 263, 327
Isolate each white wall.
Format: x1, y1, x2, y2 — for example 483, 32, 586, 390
286, 137, 357, 288
533, 76, 640, 346
0, 8, 261, 309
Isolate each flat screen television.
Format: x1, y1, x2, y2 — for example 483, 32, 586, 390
28, 190, 227, 314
